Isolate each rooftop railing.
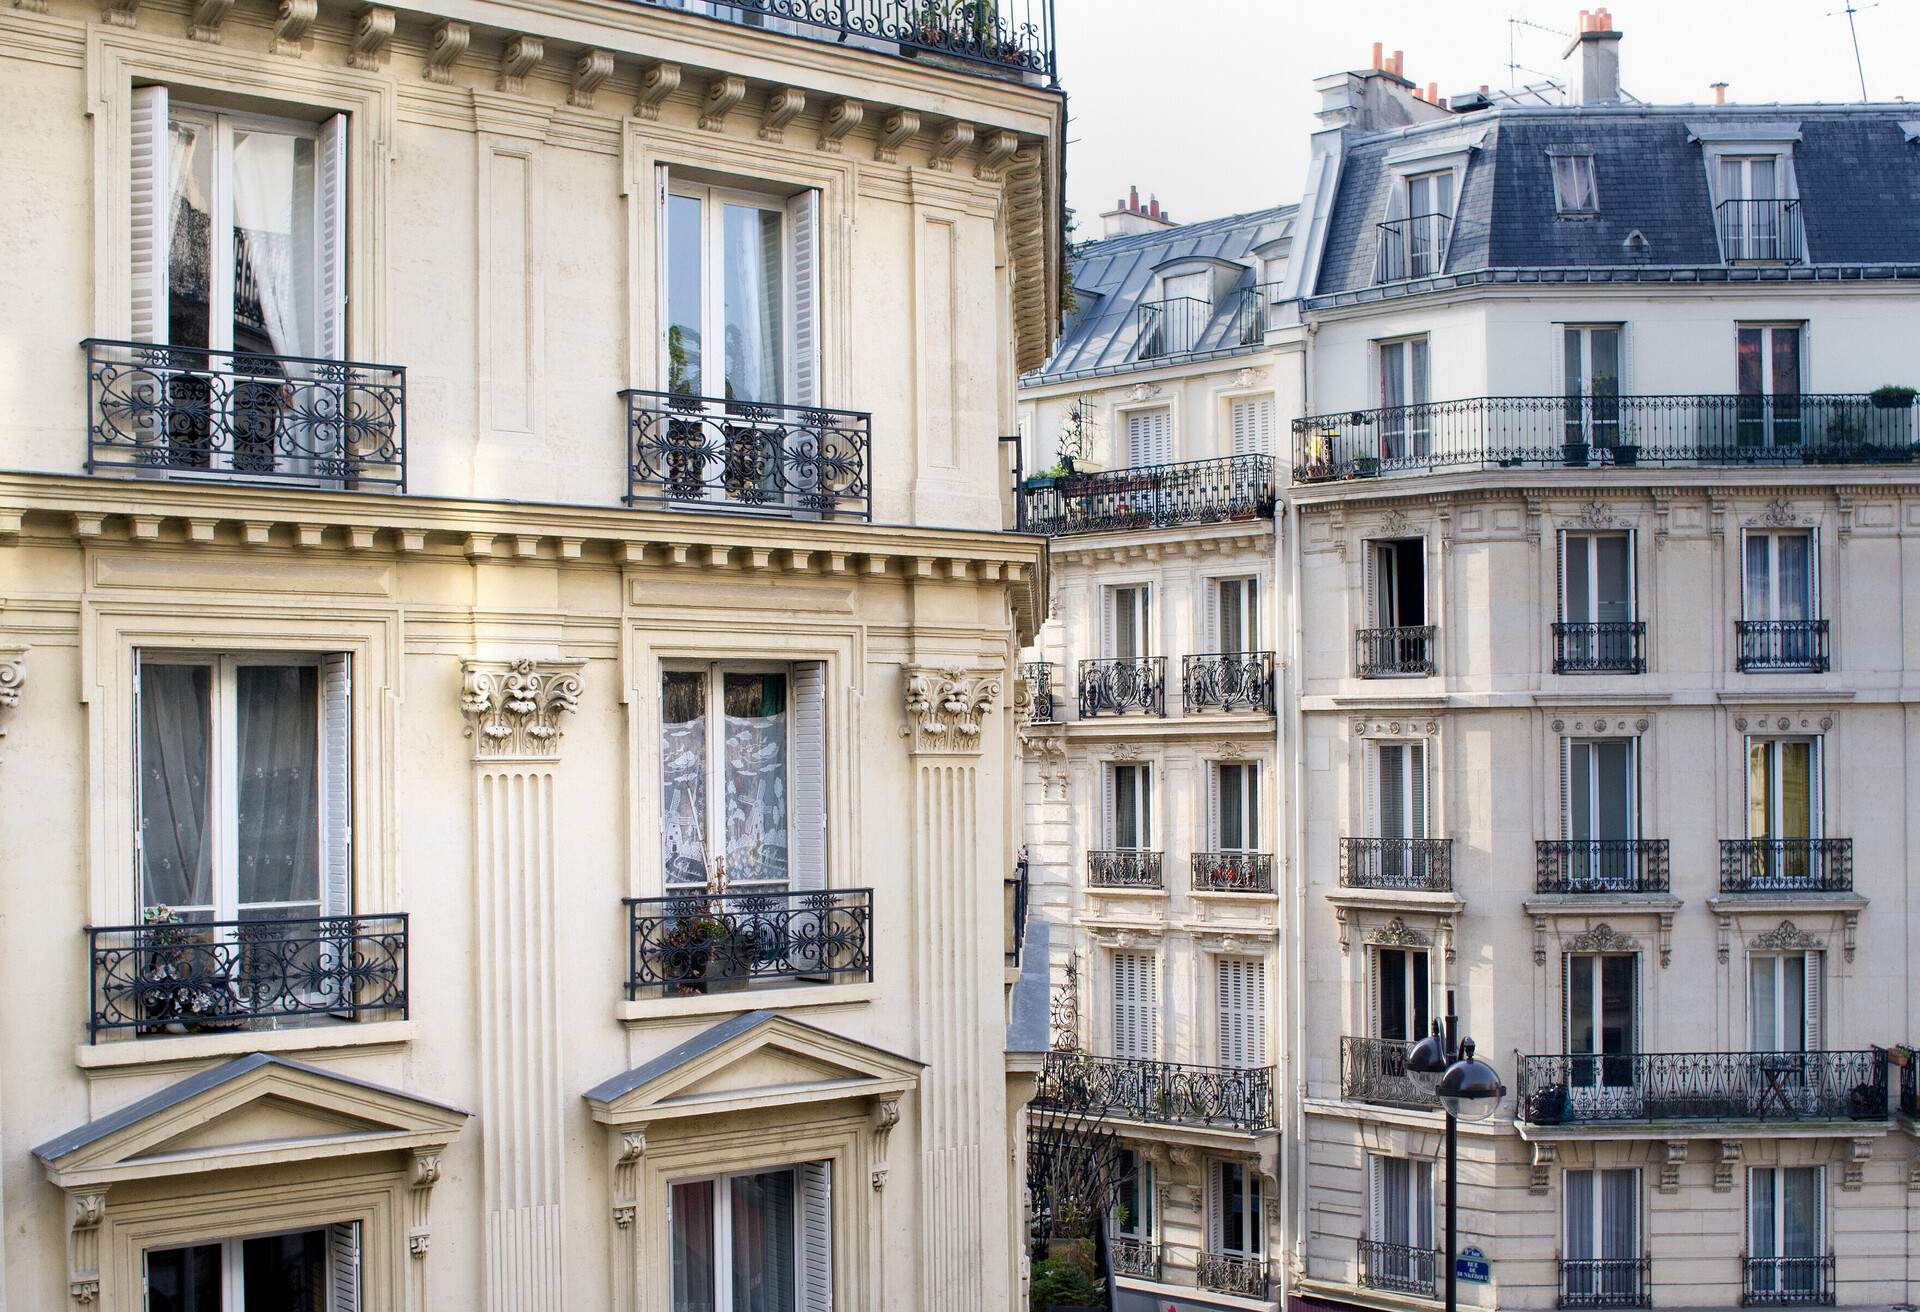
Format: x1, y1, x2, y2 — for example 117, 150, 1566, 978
1134, 284, 1280, 361
624, 888, 872, 998
624, 389, 872, 521
1019, 661, 1058, 723
1516, 1049, 1887, 1125
1020, 454, 1275, 537
1032, 1049, 1275, 1130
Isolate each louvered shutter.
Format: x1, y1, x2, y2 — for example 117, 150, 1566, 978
1215, 958, 1266, 1068
1803, 953, 1821, 1052
1127, 409, 1171, 467
1561, 738, 1575, 838
1229, 396, 1274, 456
1376, 744, 1402, 839
1409, 741, 1428, 840
1204, 579, 1220, 654
328, 1221, 360, 1312
319, 654, 352, 917
799, 1161, 832, 1312
1247, 764, 1260, 849
1367, 1157, 1385, 1240
131, 650, 146, 900
1139, 766, 1153, 849
317, 114, 348, 361
789, 662, 827, 890
1205, 762, 1221, 849
1369, 949, 1386, 1038
787, 189, 820, 407
1562, 953, 1574, 1052
130, 85, 169, 344
1113, 951, 1156, 1060
1207, 1161, 1225, 1252
1364, 543, 1381, 630
1102, 765, 1117, 846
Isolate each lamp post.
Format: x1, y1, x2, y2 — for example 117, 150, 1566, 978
1406, 988, 1506, 1312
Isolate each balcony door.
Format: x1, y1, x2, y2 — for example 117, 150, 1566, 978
1369, 740, 1429, 884
1157, 271, 1209, 355
1562, 326, 1622, 448
669, 1164, 831, 1312
145, 1224, 359, 1312
1749, 952, 1821, 1054
1563, 1169, 1640, 1302
1106, 584, 1151, 661
1748, 1167, 1824, 1299
1560, 531, 1634, 670
1216, 957, 1267, 1069
1743, 531, 1815, 625
1367, 539, 1427, 630
1105, 762, 1152, 852
1369, 1156, 1435, 1283
1403, 172, 1453, 277
1209, 762, 1259, 852
1563, 737, 1637, 889
1377, 338, 1430, 462
1719, 158, 1789, 260
1747, 737, 1820, 887
1735, 324, 1803, 449
1111, 950, 1158, 1061
1371, 946, 1431, 1045
1210, 575, 1258, 655
1209, 1160, 1263, 1261
1565, 952, 1639, 1113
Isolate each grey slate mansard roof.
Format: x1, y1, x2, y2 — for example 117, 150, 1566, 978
1311, 104, 1920, 306
1029, 203, 1297, 384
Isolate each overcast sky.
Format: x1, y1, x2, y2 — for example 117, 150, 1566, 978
1054, 0, 1920, 230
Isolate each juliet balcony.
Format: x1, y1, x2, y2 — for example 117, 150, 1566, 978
1553, 621, 1647, 675
1719, 839, 1853, 894
624, 888, 873, 999
1088, 849, 1163, 891
1535, 840, 1672, 895
1356, 624, 1436, 677
1191, 851, 1274, 894
624, 389, 872, 521
1031, 1050, 1276, 1131
1339, 837, 1453, 893
1198, 1251, 1270, 1299
1359, 1238, 1441, 1299
1019, 661, 1059, 723
1515, 1049, 1888, 1126
1018, 454, 1275, 537
1182, 651, 1275, 714
1135, 284, 1279, 361
1735, 620, 1830, 673
1716, 198, 1804, 264
1742, 1254, 1835, 1307
1292, 393, 1920, 484
1560, 1257, 1652, 1310
1079, 656, 1166, 718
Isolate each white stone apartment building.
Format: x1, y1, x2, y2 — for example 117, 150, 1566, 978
0, 0, 1065, 1307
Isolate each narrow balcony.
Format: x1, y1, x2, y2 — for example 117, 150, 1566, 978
624, 888, 872, 999
1198, 1250, 1269, 1298
623, 389, 872, 521
1735, 620, 1830, 673
1019, 661, 1059, 723
1342, 1036, 1439, 1109
1291, 393, 1919, 484
1135, 284, 1277, 361
1559, 1257, 1651, 1309
83, 338, 406, 490
1356, 625, 1435, 677
1719, 839, 1853, 894
87, 913, 408, 1041
1742, 1255, 1835, 1307
1078, 656, 1166, 718
1032, 1050, 1275, 1130
1183, 651, 1275, 714
1375, 212, 1451, 283
1359, 1238, 1440, 1298
1515, 1049, 1888, 1126
1716, 198, 1804, 264
1535, 840, 1671, 895
1553, 622, 1647, 675
1339, 837, 1453, 893
1018, 454, 1275, 537
1109, 1238, 1160, 1281
1191, 851, 1274, 894
1088, 849, 1163, 890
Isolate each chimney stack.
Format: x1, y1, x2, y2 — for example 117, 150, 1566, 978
1562, 7, 1623, 104
1711, 81, 1728, 105
1099, 184, 1178, 238
1371, 41, 1383, 71
1390, 49, 1404, 77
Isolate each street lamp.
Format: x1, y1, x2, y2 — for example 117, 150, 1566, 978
1407, 989, 1506, 1312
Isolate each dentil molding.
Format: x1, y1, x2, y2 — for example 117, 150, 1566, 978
459, 658, 585, 761
902, 667, 1000, 755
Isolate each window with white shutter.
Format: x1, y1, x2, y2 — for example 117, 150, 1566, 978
1125, 408, 1172, 467
1211, 761, 1258, 850
1106, 762, 1152, 850
1105, 584, 1152, 660
1210, 1160, 1263, 1258
144, 1225, 361, 1309
1371, 946, 1431, 1043
1111, 950, 1158, 1060
1216, 957, 1267, 1068
670, 1165, 827, 1311
1748, 951, 1821, 1053
1229, 396, 1274, 456
1209, 576, 1258, 653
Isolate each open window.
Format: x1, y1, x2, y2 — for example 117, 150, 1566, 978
1371, 945, 1430, 1045
1561, 325, 1622, 449
145, 1224, 361, 1312
1375, 338, 1430, 463
1563, 1170, 1640, 1303
670, 1163, 832, 1312
1104, 762, 1153, 851
1377, 170, 1454, 282
1550, 151, 1600, 216
1208, 1160, 1263, 1260
1748, 951, 1821, 1054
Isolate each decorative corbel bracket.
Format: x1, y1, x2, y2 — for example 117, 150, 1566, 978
188, 0, 232, 42
408, 1149, 440, 1258
65, 1190, 105, 1307
816, 97, 863, 152
1842, 1138, 1870, 1192
1657, 910, 1674, 969
759, 87, 806, 141
459, 658, 585, 761
875, 109, 920, 163
1658, 1141, 1686, 1194
928, 120, 974, 171
634, 62, 681, 120
270, 0, 317, 53
347, 5, 395, 69
1333, 905, 1350, 955
497, 34, 543, 94
698, 74, 746, 131
1531, 913, 1548, 967
1528, 1142, 1556, 1196
976, 129, 1018, 180
424, 21, 469, 82
871, 1095, 901, 1190
570, 48, 614, 108
1714, 1140, 1741, 1193
613, 1130, 646, 1228
0, 650, 25, 747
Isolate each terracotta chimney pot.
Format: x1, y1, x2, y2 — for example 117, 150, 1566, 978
1371, 40, 1384, 71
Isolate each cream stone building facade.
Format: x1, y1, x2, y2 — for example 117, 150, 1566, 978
0, 0, 1064, 1307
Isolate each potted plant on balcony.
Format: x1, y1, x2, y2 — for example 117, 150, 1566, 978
1608, 422, 1640, 468
1869, 384, 1916, 410
660, 862, 756, 995
136, 906, 239, 1034
1562, 437, 1591, 468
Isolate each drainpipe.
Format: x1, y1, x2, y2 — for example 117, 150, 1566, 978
1287, 325, 1315, 1288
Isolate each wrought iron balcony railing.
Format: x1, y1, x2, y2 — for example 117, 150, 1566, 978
1356, 625, 1435, 677
624, 888, 872, 998
1005, 861, 1030, 967
1553, 622, 1647, 674
1742, 1254, 1835, 1307
1515, 1049, 1888, 1125
1292, 393, 1919, 483
87, 913, 408, 1041
1342, 1036, 1439, 1109
1719, 838, 1853, 894
1375, 212, 1452, 283
1088, 849, 1163, 890
1079, 657, 1166, 717
1191, 851, 1274, 894
623, 389, 872, 520
1560, 1256, 1651, 1309
1134, 284, 1279, 360
1198, 1250, 1268, 1298
83, 339, 406, 490
1339, 837, 1453, 892
1735, 620, 1830, 673
1535, 839, 1671, 895
1032, 1050, 1276, 1130
1109, 1238, 1160, 1281
1183, 651, 1275, 714
1716, 198, 1804, 264
1019, 454, 1275, 537
1359, 1238, 1440, 1298
1019, 661, 1058, 723
650, 0, 1057, 84
1899, 1048, 1918, 1120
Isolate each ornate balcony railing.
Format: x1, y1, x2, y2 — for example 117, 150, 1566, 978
1079, 657, 1166, 718
1719, 839, 1853, 894
1019, 454, 1275, 537
1339, 837, 1453, 892
1375, 212, 1452, 283
1716, 198, 1804, 264
649, 0, 1057, 84
1005, 860, 1030, 967
1088, 849, 1163, 890
1356, 625, 1435, 677
1898, 1048, 1918, 1120
1019, 661, 1058, 723
624, 888, 872, 998
1735, 620, 1830, 673
1516, 1049, 1887, 1125
1359, 1238, 1440, 1298
87, 913, 408, 1041
1535, 839, 1671, 895
1109, 1238, 1160, 1281
1032, 1050, 1275, 1130
1342, 1036, 1439, 1109
1183, 651, 1275, 714
623, 389, 872, 521
1560, 1256, 1652, 1309
1191, 851, 1274, 894
83, 339, 406, 490
1553, 622, 1647, 675
1742, 1255, 1835, 1307
1292, 393, 1919, 484
1198, 1250, 1268, 1298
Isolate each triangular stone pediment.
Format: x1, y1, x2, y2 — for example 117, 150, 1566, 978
34, 1053, 468, 1189
585, 1010, 921, 1127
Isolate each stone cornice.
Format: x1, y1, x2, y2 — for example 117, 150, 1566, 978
459, 657, 584, 761
1290, 474, 1920, 515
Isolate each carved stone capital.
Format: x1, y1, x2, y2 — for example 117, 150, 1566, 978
902, 667, 999, 755
460, 658, 584, 761
0, 649, 24, 746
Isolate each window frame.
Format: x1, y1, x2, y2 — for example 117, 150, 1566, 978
1365, 536, 1428, 630
144, 1223, 359, 1311
1211, 1158, 1264, 1258
1562, 1167, 1640, 1263
660, 176, 800, 404
1210, 759, 1260, 851
1742, 528, 1818, 622
1559, 529, 1636, 627
1744, 735, 1823, 842
1112, 1148, 1154, 1243
1207, 574, 1259, 654
1214, 955, 1268, 1068
1747, 949, 1821, 1053
1106, 761, 1154, 850
1122, 404, 1174, 468
1562, 736, 1639, 841
1747, 1165, 1825, 1259
1549, 151, 1601, 216
1368, 738, 1429, 841
1104, 582, 1153, 660
1369, 944, 1431, 1044
1369, 1154, 1435, 1250
668, 1162, 830, 1311
1226, 393, 1275, 458
1375, 336, 1432, 461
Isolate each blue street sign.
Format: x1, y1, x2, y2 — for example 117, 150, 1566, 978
1456, 1245, 1492, 1284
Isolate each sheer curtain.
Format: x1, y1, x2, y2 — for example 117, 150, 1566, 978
723, 203, 785, 404
661, 671, 710, 887
671, 1180, 716, 1312
732, 1170, 796, 1312
723, 673, 789, 887
234, 664, 319, 919
139, 664, 214, 915
229, 129, 316, 358
1600, 1169, 1637, 1263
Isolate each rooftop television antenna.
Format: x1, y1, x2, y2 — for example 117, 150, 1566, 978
1507, 15, 1572, 93
1828, 1, 1876, 100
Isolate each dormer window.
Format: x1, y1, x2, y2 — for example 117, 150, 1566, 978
1377, 170, 1455, 282
1716, 156, 1801, 262
1550, 152, 1599, 215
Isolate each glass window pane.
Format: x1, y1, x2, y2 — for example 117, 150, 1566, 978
672, 1180, 717, 1312
1770, 328, 1800, 399
1218, 580, 1244, 653
1600, 955, 1635, 1055
1745, 534, 1772, 614
1563, 329, 1584, 398
662, 671, 709, 887
1565, 537, 1592, 624
1596, 536, 1631, 619
230, 128, 317, 358
1219, 764, 1244, 849
1780, 741, 1813, 836
666, 194, 704, 395
167, 118, 215, 351
1380, 342, 1405, 410
1777, 534, 1811, 620
1596, 741, 1632, 838
1569, 957, 1597, 1055
1737, 328, 1764, 397
242, 1228, 329, 1306
140, 664, 215, 915
234, 664, 320, 914
145, 1243, 222, 1312
1569, 742, 1593, 840
1782, 1169, 1819, 1256
722, 203, 785, 404
723, 673, 788, 887
732, 1169, 797, 1312
1751, 957, 1778, 1050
